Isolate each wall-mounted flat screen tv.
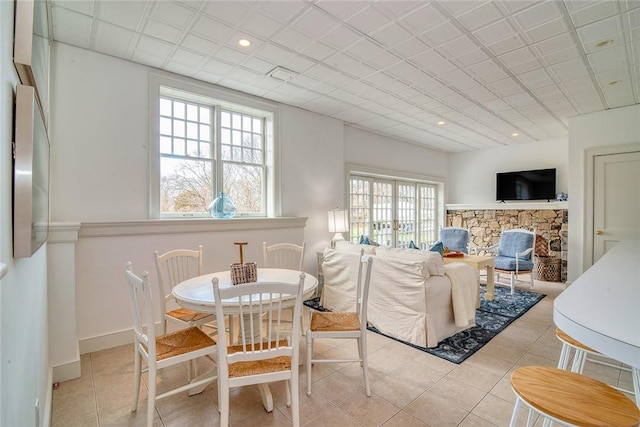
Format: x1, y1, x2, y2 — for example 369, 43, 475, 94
496, 168, 556, 202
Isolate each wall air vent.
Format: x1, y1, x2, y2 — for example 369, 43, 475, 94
266, 66, 298, 82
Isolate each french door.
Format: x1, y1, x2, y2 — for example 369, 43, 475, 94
349, 175, 438, 248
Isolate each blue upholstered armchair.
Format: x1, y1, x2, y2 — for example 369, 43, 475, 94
439, 227, 471, 254
475, 228, 536, 294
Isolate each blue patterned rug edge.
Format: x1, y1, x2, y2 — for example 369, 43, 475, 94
304, 286, 546, 364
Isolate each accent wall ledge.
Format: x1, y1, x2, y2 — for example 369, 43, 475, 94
78, 217, 308, 238
446, 202, 568, 211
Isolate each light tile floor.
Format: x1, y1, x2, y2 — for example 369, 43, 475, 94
52, 280, 635, 426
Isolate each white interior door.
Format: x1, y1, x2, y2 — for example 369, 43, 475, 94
593, 151, 640, 261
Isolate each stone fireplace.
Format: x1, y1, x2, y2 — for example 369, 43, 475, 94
446, 206, 568, 282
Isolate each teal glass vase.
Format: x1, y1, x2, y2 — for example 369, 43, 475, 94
208, 192, 236, 218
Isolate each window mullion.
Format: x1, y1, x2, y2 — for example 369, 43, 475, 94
213, 106, 222, 195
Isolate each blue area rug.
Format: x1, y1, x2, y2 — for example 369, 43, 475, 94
303, 285, 545, 364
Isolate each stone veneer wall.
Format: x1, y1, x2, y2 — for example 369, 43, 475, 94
446, 209, 568, 282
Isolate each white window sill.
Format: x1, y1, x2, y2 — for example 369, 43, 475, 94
68, 217, 307, 238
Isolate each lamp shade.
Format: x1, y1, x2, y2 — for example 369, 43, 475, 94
327, 209, 349, 233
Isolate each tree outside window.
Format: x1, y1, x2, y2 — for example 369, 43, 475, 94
158, 95, 267, 217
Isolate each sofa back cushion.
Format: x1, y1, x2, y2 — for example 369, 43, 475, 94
334, 240, 377, 254
374, 246, 445, 276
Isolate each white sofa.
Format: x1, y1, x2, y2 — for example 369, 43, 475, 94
320, 242, 478, 348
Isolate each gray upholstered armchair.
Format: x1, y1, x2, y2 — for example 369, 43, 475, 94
475, 228, 536, 294
439, 226, 471, 254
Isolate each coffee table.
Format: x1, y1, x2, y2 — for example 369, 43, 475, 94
443, 254, 495, 306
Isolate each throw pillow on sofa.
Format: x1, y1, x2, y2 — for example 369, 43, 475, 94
359, 235, 380, 246
409, 240, 444, 256
429, 241, 444, 256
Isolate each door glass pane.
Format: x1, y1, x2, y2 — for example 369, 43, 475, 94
372, 181, 393, 246
349, 174, 439, 249
350, 177, 370, 242
418, 184, 437, 249
396, 183, 416, 248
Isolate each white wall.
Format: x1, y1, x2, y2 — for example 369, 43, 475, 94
448, 138, 569, 204
344, 126, 449, 180
0, 1, 50, 425
567, 104, 640, 281
279, 105, 344, 260
49, 44, 450, 360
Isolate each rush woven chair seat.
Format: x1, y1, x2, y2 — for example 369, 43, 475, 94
509, 366, 640, 427
152, 328, 214, 360
125, 262, 217, 427
211, 274, 305, 427
154, 246, 217, 336
310, 312, 361, 331
226, 340, 291, 378
556, 328, 639, 406
306, 254, 373, 397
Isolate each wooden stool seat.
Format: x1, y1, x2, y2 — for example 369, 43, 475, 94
510, 366, 640, 427
555, 327, 638, 407
555, 327, 597, 353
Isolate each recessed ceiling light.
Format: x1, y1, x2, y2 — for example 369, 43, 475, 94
512, 133, 519, 137
238, 38, 252, 47
608, 80, 621, 86
437, 121, 445, 125
596, 39, 613, 48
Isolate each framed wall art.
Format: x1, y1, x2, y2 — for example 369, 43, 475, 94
14, 84, 50, 258
13, 0, 51, 127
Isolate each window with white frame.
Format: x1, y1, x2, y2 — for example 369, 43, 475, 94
151, 79, 276, 218
349, 167, 442, 249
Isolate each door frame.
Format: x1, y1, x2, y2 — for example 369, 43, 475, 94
583, 142, 640, 270
345, 163, 446, 245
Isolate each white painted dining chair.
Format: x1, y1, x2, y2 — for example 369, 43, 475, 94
262, 241, 306, 271
211, 274, 305, 427
154, 245, 217, 335
124, 262, 217, 427
306, 254, 373, 397
263, 241, 306, 331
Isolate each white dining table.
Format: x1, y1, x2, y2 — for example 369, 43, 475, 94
553, 239, 640, 371
172, 267, 318, 412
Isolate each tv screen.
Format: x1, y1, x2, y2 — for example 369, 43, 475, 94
496, 169, 556, 201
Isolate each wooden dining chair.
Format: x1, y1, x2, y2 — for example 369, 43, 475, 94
211, 273, 305, 427
306, 254, 373, 397
124, 262, 217, 427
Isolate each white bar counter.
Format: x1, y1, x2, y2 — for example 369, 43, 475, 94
553, 239, 640, 368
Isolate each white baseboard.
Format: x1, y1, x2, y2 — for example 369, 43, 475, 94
43, 368, 52, 427
78, 322, 164, 355
79, 328, 135, 354
52, 358, 82, 383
